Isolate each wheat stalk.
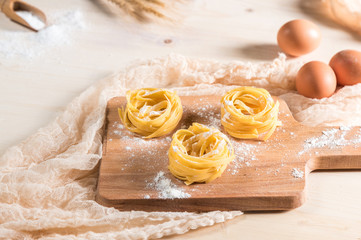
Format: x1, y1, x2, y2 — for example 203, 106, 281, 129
107, 0, 177, 21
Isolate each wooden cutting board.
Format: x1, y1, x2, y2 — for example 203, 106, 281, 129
96, 95, 361, 212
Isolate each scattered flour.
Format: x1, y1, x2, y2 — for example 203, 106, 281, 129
0, 10, 86, 59
292, 168, 304, 179
224, 100, 233, 106
114, 130, 122, 135
186, 101, 221, 129
147, 171, 190, 199
229, 141, 258, 174
339, 126, 351, 131
16, 11, 45, 30
299, 126, 361, 155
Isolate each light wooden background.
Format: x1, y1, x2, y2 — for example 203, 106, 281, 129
1, 0, 361, 239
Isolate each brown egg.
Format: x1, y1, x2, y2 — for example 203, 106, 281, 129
277, 19, 321, 57
329, 49, 361, 86
296, 61, 337, 99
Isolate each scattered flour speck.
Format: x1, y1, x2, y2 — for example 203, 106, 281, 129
114, 130, 121, 135
224, 100, 233, 106
147, 171, 190, 199
299, 127, 361, 155
292, 168, 304, 179
339, 125, 351, 131
230, 141, 258, 174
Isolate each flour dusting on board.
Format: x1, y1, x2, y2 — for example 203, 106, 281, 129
292, 168, 304, 178
299, 126, 361, 155
112, 122, 172, 172
147, 171, 191, 199
183, 98, 221, 129
229, 141, 258, 174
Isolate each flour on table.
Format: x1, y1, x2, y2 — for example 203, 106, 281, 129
339, 126, 351, 131
229, 141, 258, 174
299, 126, 361, 155
0, 10, 86, 59
111, 122, 172, 171
292, 168, 304, 178
184, 99, 221, 129
147, 171, 190, 199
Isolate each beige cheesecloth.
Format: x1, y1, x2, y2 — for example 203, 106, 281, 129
1, 53, 361, 240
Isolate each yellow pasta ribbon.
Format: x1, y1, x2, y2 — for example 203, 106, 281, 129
221, 86, 280, 141
168, 123, 235, 185
118, 88, 183, 138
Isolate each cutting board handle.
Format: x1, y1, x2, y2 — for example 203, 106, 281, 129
308, 155, 361, 171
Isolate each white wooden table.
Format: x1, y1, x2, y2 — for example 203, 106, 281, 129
1, 0, 361, 239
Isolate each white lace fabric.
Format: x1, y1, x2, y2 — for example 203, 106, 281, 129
1, 53, 361, 239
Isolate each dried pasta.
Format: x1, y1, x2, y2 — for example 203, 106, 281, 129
168, 123, 235, 185
118, 88, 183, 138
221, 86, 280, 141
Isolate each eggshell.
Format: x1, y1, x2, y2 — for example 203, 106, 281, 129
329, 49, 361, 86
296, 61, 337, 99
277, 19, 321, 57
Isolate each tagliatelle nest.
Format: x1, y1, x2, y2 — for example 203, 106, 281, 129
118, 88, 183, 138
168, 123, 235, 185
221, 87, 281, 141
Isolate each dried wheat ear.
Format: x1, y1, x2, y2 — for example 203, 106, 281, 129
107, 0, 180, 21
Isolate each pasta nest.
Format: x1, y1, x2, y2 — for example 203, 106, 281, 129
119, 88, 183, 138
221, 86, 280, 141
168, 123, 235, 185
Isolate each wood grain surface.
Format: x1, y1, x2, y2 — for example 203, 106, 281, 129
96, 95, 361, 211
